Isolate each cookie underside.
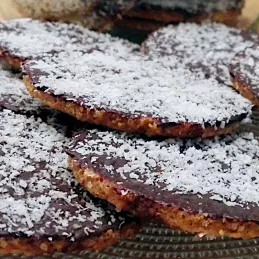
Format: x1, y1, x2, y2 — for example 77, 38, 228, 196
0, 225, 137, 256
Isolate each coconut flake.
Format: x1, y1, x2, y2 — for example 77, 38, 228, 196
0, 67, 41, 112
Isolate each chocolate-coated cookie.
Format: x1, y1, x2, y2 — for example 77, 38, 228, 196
142, 23, 259, 85
0, 18, 138, 70
22, 49, 252, 138
67, 129, 259, 239
14, 0, 136, 31
0, 109, 139, 255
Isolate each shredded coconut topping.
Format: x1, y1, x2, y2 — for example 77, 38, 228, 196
69, 130, 259, 208
143, 23, 259, 85
230, 44, 259, 92
0, 18, 138, 60
0, 110, 128, 239
23, 49, 252, 126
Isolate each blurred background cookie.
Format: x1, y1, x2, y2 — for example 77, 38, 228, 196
116, 0, 245, 34
12, 0, 136, 31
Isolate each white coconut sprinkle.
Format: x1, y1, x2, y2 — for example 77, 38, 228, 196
23, 49, 252, 126
0, 110, 128, 239
0, 18, 138, 60
69, 130, 259, 207
143, 23, 259, 85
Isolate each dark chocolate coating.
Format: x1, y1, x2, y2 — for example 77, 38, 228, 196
93, 0, 136, 17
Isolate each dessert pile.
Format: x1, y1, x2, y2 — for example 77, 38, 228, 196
0, 15, 259, 255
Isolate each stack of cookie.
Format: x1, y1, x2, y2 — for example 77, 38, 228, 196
0, 17, 259, 256
0, 19, 140, 256
13, 0, 245, 33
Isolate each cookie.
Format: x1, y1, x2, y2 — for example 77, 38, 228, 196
67, 129, 259, 239
73, 0, 136, 31
116, 0, 244, 34
230, 44, 259, 106
126, 0, 244, 23
22, 49, 253, 138
142, 23, 259, 85
13, 0, 136, 31
0, 18, 138, 70
0, 109, 139, 255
